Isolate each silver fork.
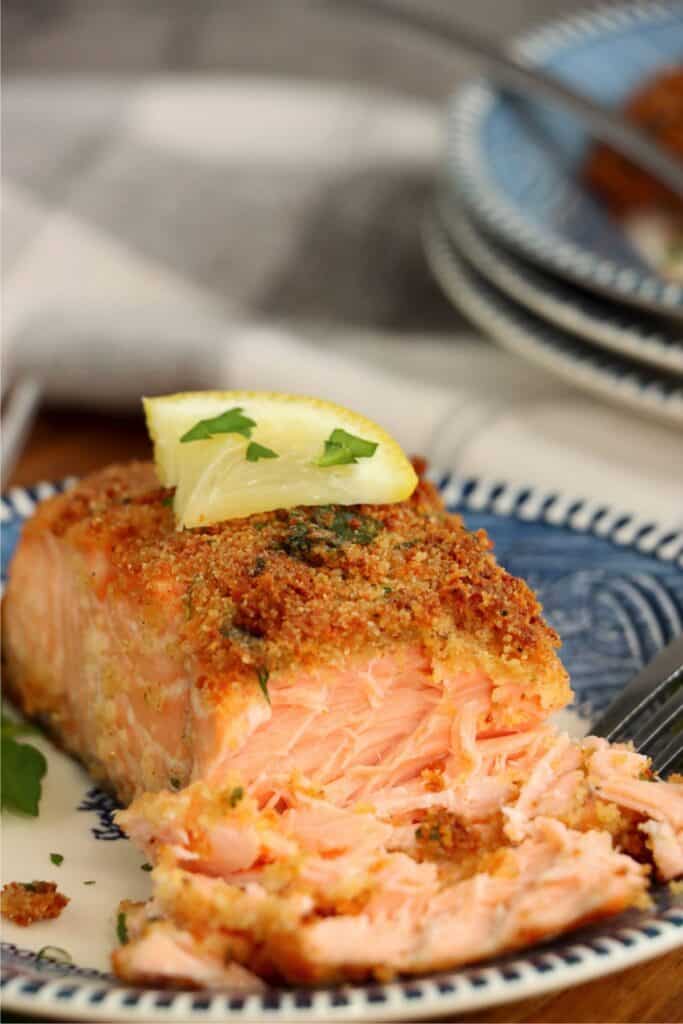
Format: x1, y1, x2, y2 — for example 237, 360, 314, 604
591, 633, 683, 776
340, 0, 683, 201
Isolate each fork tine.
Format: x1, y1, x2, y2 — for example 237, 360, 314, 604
591, 635, 683, 742
649, 730, 683, 777
630, 684, 683, 752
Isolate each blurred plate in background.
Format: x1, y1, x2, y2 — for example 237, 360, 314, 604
424, 213, 683, 426
437, 195, 683, 374
445, 1, 683, 319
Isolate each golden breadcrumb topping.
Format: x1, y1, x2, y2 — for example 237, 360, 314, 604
1, 881, 69, 926
29, 459, 567, 693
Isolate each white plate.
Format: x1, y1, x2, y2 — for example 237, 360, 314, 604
2, 479, 683, 1021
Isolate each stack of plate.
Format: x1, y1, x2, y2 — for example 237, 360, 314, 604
425, 1, 683, 426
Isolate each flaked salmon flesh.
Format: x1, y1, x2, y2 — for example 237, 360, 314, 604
3, 461, 682, 988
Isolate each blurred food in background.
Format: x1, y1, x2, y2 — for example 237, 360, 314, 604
585, 65, 683, 282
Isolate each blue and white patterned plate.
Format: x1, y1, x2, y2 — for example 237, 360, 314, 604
445, 1, 683, 319
424, 213, 683, 426
2, 479, 682, 1021
438, 198, 683, 375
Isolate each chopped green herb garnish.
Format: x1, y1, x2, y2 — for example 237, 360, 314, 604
316, 428, 378, 467
36, 946, 72, 965
117, 911, 128, 945
325, 508, 383, 545
316, 440, 357, 467
140, 863, 153, 872
22, 882, 38, 892
257, 668, 270, 705
180, 407, 255, 443
281, 507, 383, 563
415, 824, 441, 842
328, 428, 378, 459
170, 777, 181, 790
83, 880, 96, 885
281, 519, 315, 558
184, 582, 196, 621
220, 621, 264, 647
246, 441, 279, 462
161, 493, 174, 507
228, 786, 244, 808
50, 853, 64, 867
1, 732, 47, 817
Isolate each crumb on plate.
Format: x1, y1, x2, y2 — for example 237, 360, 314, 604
1, 881, 69, 926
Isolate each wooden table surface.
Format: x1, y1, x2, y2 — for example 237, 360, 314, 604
6, 406, 683, 1024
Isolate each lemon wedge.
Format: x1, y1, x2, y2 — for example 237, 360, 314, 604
143, 391, 418, 527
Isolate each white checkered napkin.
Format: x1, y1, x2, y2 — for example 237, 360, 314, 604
3, 77, 683, 536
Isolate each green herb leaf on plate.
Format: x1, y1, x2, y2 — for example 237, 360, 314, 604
1, 736, 47, 816
117, 911, 128, 945
141, 863, 153, 872
180, 407, 256, 444
50, 853, 64, 867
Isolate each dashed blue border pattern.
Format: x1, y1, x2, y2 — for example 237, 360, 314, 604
446, 1, 683, 318
2, 910, 683, 1021
2, 476, 682, 1020
435, 471, 683, 568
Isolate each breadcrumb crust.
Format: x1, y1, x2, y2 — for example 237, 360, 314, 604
28, 459, 568, 698
1, 881, 69, 926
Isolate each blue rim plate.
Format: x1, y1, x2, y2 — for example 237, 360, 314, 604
2, 478, 682, 1021
438, 196, 683, 375
445, 1, 683, 319
424, 212, 683, 426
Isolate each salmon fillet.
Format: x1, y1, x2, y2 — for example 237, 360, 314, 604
113, 731, 682, 987
2, 460, 568, 804
3, 461, 681, 988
